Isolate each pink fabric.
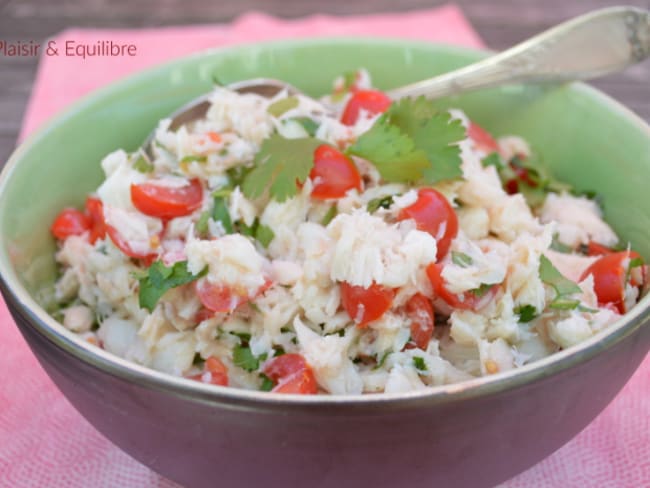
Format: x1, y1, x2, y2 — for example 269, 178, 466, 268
1, 5, 647, 487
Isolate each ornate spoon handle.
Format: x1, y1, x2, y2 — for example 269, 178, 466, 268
387, 7, 650, 100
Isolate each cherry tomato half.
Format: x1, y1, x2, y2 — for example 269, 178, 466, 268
85, 197, 107, 244
51, 208, 90, 240
195, 278, 272, 314
340, 281, 395, 327
188, 356, 229, 386
340, 89, 392, 126
426, 263, 498, 311
586, 241, 614, 256
310, 145, 362, 199
580, 251, 645, 314
131, 178, 203, 219
467, 121, 499, 154
106, 224, 159, 261
263, 353, 318, 394
397, 188, 458, 261
406, 294, 434, 350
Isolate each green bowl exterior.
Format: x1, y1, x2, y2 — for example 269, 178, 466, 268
1, 38, 650, 487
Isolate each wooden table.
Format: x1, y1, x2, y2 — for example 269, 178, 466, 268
0, 0, 648, 165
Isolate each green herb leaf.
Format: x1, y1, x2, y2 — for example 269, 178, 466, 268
212, 197, 233, 234
233, 345, 259, 372
629, 257, 644, 269
348, 97, 465, 184
255, 223, 275, 248
413, 356, 427, 371
539, 255, 582, 298
470, 283, 493, 297
348, 116, 429, 182
196, 211, 211, 236
514, 304, 538, 323
321, 205, 338, 226
267, 96, 299, 117
180, 155, 207, 164
133, 155, 154, 173
374, 350, 391, 370
242, 134, 324, 202
549, 298, 581, 310
481, 152, 503, 169
138, 261, 207, 312
229, 331, 252, 344
577, 304, 599, 313
366, 195, 394, 214
451, 251, 473, 268
289, 117, 319, 137
550, 233, 573, 253
259, 374, 274, 391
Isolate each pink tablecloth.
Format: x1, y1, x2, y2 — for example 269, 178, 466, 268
1, 5, 648, 487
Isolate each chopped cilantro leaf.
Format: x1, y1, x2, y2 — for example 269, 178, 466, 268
451, 251, 473, 268
233, 345, 259, 372
577, 304, 599, 313
195, 210, 211, 237
374, 350, 391, 370
366, 195, 394, 213
267, 96, 299, 117
549, 298, 581, 310
133, 155, 154, 173
348, 97, 464, 183
259, 374, 274, 391
514, 304, 538, 323
481, 152, 503, 169
321, 205, 338, 225
348, 116, 429, 182
229, 331, 252, 344
138, 260, 207, 312
242, 134, 324, 202
180, 155, 207, 164
290, 117, 319, 136
550, 233, 573, 253
413, 356, 427, 371
470, 283, 493, 297
539, 254, 582, 297
237, 218, 275, 248
629, 257, 644, 269
255, 223, 275, 248
212, 197, 233, 234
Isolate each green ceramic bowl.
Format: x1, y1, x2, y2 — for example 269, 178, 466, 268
1, 39, 649, 488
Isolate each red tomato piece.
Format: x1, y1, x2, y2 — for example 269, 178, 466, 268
406, 294, 435, 350
309, 145, 362, 199
586, 241, 614, 256
340, 89, 391, 125
188, 356, 229, 386
194, 307, 215, 324
467, 121, 499, 154
397, 188, 459, 261
426, 263, 498, 311
131, 178, 203, 219
340, 281, 395, 327
85, 197, 107, 244
195, 279, 247, 313
106, 224, 158, 260
51, 208, 90, 240
580, 251, 645, 314
195, 278, 272, 313
263, 354, 318, 395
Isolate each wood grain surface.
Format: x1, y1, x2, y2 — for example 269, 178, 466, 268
0, 0, 648, 165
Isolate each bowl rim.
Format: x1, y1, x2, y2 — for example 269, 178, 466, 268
1, 36, 649, 411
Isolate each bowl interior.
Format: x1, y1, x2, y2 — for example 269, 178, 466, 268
1, 38, 649, 310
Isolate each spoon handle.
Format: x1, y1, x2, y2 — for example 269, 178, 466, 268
387, 7, 650, 100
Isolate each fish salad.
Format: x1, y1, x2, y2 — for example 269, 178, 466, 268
50, 70, 648, 395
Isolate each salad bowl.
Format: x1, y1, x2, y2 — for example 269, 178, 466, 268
1, 38, 649, 487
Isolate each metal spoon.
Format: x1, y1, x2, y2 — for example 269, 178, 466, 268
143, 6, 649, 161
